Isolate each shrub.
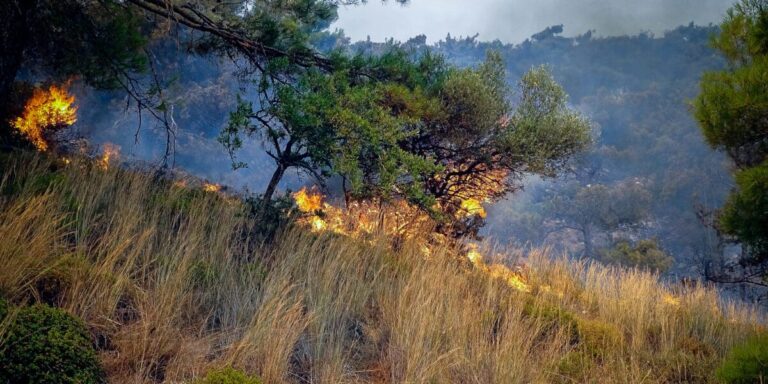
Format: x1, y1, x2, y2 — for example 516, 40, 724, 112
193, 367, 262, 384
717, 333, 768, 384
0, 304, 104, 383
599, 239, 674, 273
523, 300, 580, 344
35, 253, 92, 305
0, 298, 8, 321
554, 350, 594, 383
577, 318, 623, 356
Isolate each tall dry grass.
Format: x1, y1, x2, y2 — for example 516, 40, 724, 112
0, 152, 764, 383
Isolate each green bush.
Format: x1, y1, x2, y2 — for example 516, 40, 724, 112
598, 238, 674, 273
554, 350, 594, 383
0, 304, 104, 384
193, 367, 262, 384
576, 318, 623, 357
0, 298, 8, 321
721, 162, 768, 263
522, 300, 580, 344
717, 333, 768, 384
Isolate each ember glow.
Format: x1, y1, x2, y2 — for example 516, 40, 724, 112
203, 183, 222, 193
292, 187, 432, 239
291, 186, 533, 293
465, 243, 532, 293
460, 198, 487, 219
11, 84, 78, 151
98, 143, 120, 171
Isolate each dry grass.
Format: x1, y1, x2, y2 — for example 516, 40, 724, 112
0, 152, 764, 383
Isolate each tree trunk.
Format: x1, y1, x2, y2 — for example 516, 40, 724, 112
258, 162, 286, 216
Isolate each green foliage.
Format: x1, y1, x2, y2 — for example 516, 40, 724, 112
694, 0, 768, 269
545, 180, 652, 257
243, 194, 298, 243
694, 56, 768, 168
3, 0, 147, 88
193, 367, 262, 384
0, 297, 8, 322
576, 318, 623, 358
717, 333, 768, 383
554, 350, 594, 383
503, 65, 593, 176
523, 300, 580, 344
599, 239, 674, 273
35, 253, 93, 305
721, 162, 768, 262
0, 304, 104, 384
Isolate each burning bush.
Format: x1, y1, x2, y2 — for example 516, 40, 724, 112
10, 83, 77, 151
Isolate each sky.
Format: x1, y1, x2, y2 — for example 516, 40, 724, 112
333, 0, 734, 44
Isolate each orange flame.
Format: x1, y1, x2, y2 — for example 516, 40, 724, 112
289, 181, 532, 293
98, 143, 120, 171
294, 187, 323, 213
11, 84, 77, 151
203, 183, 222, 193
291, 187, 431, 238
466, 243, 531, 293
460, 198, 487, 219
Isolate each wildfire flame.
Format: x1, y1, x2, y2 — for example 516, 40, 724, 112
290, 186, 533, 293
292, 187, 433, 239
460, 198, 487, 219
203, 183, 222, 193
662, 293, 681, 306
11, 84, 77, 151
98, 143, 120, 171
466, 243, 532, 293
294, 187, 323, 213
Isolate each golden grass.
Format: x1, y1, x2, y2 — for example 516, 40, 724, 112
0, 152, 764, 383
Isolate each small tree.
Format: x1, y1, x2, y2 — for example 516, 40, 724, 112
599, 239, 674, 273
546, 180, 652, 257
405, 55, 592, 238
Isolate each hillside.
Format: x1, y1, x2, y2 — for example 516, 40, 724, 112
73, 25, 732, 279
0, 152, 763, 383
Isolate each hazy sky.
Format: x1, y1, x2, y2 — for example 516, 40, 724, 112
333, 0, 734, 44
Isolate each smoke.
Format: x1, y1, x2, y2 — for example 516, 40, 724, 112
334, 0, 732, 43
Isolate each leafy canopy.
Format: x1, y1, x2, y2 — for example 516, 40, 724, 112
694, 0, 768, 265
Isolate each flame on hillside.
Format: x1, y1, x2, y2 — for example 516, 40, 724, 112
292, 187, 433, 239
203, 183, 222, 193
460, 198, 487, 219
466, 243, 532, 293
11, 83, 78, 151
291, 186, 532, 293
98, 143, 120, 171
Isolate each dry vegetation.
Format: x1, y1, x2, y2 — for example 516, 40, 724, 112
0, 152, 764, 383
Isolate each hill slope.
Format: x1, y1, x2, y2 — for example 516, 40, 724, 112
0, 152, 763, 383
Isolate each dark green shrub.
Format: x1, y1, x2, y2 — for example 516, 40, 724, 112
598, 238, 674, 273
240, 194, 297, 246
0, 304, 104, 383
522, 300, 580, 345
576, 318, 623, 358
717, 334, 768, 383
193, 367, 262, 384
0, 298, 8, 321
553, 350, 593, 383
